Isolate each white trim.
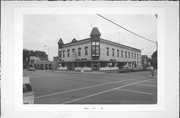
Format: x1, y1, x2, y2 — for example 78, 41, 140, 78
35, 76, 147, 99
117, 89, 154, 95
62, 79, 152, 104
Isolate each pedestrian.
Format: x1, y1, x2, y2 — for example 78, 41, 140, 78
150, 65, 154, 76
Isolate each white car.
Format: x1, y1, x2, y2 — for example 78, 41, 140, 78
23, 77, 34, 104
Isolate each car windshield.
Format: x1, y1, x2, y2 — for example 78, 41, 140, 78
23, 84, 32, 93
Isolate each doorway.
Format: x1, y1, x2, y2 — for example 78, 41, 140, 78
92, 62, 99, 71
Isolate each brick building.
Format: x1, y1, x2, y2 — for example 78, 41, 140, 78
58, 27, 142, 71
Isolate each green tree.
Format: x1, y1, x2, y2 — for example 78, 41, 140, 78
151, 50, 157, 69
23, 49, 48, 66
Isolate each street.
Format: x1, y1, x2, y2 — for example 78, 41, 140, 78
23, 70, 157, 104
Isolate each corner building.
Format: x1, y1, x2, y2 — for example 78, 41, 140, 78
58, 27, 142, 71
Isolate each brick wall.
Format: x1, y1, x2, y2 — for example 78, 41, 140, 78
100, 42, 142, 68
61, 42, 91, 61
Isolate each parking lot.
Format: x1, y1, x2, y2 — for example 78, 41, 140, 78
23, 70, 157, 104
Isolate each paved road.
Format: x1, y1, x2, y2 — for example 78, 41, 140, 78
23, 70, 157, 104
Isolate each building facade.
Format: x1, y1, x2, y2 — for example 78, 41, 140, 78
58, 27, 142, 71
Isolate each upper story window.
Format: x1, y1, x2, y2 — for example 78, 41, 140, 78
63, 50, 65, 58
134, 53, 136, 59
131, 52, 133, 59
92, 41, 100, 57
106, 47, 109, 56
92, 46, 96, 54
137, 53, 138, 59
96, 46, 99, 53
72, 48, 75, 53
67, 49, 70, 57
112, 48, 115, 56
125, 51, 127, 58
128, 52, 130, 58
59, 49, 62, 58
121, 50, 123, 58
92, 42, 99, 45
78, 47, 81, 56
117, 49, 119, 57
85, 46, 88, 55
72, 48, 76, 58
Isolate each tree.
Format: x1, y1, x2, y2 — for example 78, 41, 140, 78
150, 50, 157, 69
23, 49, 30, 66
23, 49, 48, 66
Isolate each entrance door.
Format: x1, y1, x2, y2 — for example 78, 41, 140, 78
67, 62, 75, 71
93, 64, 98, 71
92, 62, 99, 71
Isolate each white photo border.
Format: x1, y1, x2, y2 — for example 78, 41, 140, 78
14, 7, 165, 111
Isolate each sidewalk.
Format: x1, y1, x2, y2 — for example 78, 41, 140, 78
53, 70, 106, 74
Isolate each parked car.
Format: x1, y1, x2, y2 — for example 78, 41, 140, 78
23, 77, 34, 104
119, 66, 133, 73
27, 67, 36, 71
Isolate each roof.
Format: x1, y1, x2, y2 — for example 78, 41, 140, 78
90, 27, 101, 37
62, 38, 91, 48
58, 38, 64, 45
71, 38, 78, 43
59, 27, 140, 52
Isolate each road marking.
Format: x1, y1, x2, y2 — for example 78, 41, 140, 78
135, 84, 157, 87
117, 88, 154, 95
35, 76, 148, 99
62, 79, 152, 104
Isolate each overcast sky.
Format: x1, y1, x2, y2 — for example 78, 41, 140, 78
23, 14, 157, 61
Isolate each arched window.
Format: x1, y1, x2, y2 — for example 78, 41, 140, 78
125, 51, 127, 58
121, 50, 123, 58
63, 50, 65, 58
78, 47, 81, 56
67, 49, 70, 57
106, 47, 109, 56
112, 48, 115, 56
85, 46, 88, 55
117, 49, 119, 57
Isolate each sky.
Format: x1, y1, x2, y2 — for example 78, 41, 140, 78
23, 14, 157, 61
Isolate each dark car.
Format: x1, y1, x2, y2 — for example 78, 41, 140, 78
27, 67, 36, 71
119, 66, 133, 73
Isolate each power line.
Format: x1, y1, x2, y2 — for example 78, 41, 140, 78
97, 14, 157, 44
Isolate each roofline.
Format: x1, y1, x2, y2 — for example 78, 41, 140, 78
62, 38, 91, 48
100, 38, 141, 52
61, 37, 141, 52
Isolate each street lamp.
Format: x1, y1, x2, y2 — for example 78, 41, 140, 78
44, 45, 49, 61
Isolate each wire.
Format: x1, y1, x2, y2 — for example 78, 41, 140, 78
97, 14, 157, 44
